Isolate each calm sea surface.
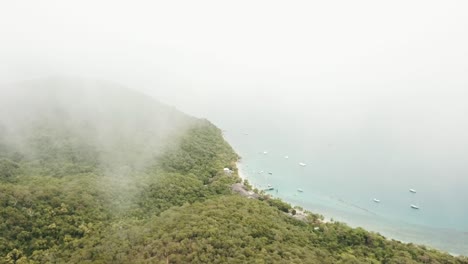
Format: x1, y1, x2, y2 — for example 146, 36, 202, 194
219, 120, 468, 255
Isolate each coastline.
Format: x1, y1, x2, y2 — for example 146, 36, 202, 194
223, 129, 466, 256
235, 161, 247, 181
235, 160, 330, 221
232, 156, 466, 256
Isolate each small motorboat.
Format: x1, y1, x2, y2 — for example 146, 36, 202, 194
373, 198, 380, 203
299, 162, 307, 167
410, 204, 420, 209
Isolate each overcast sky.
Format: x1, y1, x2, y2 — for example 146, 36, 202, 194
1, 0, 467, 121
2, 0, 468, 237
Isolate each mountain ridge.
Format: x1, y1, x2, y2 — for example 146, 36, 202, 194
0, 79, 466, 263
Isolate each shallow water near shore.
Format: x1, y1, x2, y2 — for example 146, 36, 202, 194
223, 127, 468, 256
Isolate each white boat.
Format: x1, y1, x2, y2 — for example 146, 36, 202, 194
297, 188, 303, 192
410, 204, 419, 209
299, 162, 307, 167
263, 151, 268, 155
284, 156, 289, 159
409, 189, 416, 193
265, 184, 274, 191
373, 198, 380, 203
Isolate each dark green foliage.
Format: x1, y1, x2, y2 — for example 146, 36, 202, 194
0, 174, 111, 258
0, 159, 20, 182
0, 104, 466, 263
159, 119, 239, 182
266, 197, 292, 213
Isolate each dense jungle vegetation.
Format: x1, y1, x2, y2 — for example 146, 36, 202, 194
0, 81, 467, 263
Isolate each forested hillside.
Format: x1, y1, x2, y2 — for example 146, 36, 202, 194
0, 80, 466, 263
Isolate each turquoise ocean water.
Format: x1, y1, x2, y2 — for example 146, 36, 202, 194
222, 124, 468, 255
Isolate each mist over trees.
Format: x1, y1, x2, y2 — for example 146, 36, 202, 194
0, 79, 466, 263
0, 78, 195, 170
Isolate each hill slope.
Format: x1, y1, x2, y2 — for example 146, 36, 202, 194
0, 79, 466, 263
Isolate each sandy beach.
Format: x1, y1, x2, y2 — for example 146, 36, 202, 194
235, 161, 247, 181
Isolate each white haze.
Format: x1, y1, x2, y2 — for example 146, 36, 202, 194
1, 0, 468, 220
0, 77, 196, 213
0, 78, 193, 169
2, 0, 467, 167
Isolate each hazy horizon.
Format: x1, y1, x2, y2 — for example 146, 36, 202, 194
2, 0, 468, 149
1, 0, 468, 254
